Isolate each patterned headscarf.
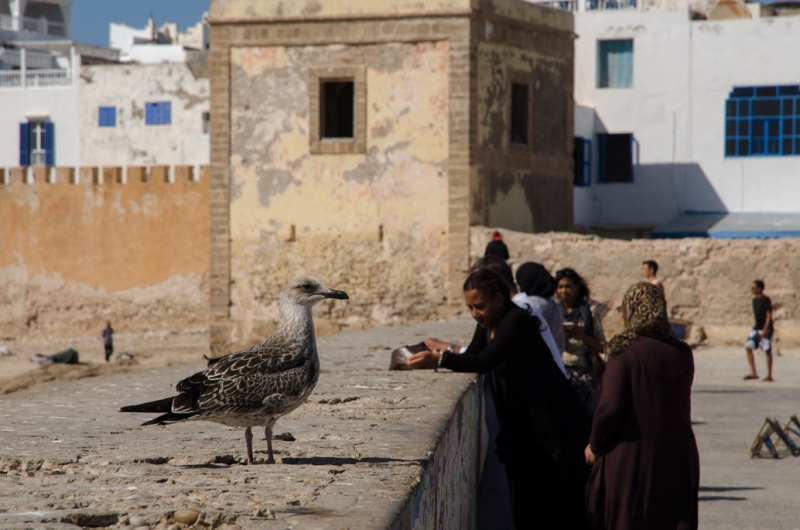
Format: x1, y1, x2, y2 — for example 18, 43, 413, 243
605, 282, 673, 360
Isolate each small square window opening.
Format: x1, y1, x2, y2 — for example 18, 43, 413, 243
598, 39, 634, 89
320, 81, 354, 139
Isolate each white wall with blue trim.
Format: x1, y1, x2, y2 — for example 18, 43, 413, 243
573, 9, 800, 231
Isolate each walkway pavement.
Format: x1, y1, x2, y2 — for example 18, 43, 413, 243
0, 318, 798, 529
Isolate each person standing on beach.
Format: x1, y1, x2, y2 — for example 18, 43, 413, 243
102, 321, 114, 362
744, 280, 773, 382
641, 260, 664, 292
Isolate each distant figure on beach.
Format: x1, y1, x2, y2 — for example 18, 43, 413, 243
641, 260, 664, 291
744, 280, 773, 382
484, 230, 510, 261
102, 321, 114, 362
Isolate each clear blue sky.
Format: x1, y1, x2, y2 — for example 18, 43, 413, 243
71, 0, 208, 47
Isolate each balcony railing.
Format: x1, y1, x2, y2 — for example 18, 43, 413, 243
0, 69, 73, 89
0, 13, 15, 31
30, 150, 47, 167
0, 70, 22, 88
0, 13, 69, 38
532, 0, 637, 11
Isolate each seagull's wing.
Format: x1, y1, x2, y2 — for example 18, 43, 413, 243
201, 340, 307, 381
171, 342, 310, 416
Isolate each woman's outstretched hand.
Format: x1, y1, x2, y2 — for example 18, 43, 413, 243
407, 350, 441, 369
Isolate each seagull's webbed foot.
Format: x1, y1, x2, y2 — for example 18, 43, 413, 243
244, 426, 254, 465
265, 426, 275, 464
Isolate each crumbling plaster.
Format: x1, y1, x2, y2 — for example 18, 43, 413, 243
227, 42, 450, 346
475, 39, 573, 234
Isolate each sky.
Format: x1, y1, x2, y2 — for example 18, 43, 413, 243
70, 0, 209, 48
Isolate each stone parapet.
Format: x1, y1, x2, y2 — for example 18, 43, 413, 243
0, 318, 480, 529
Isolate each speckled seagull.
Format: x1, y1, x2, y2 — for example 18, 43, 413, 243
120, 277, 349, 464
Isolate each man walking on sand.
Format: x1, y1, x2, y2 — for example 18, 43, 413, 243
102, 321, 114, 362
744, 280, 773, 382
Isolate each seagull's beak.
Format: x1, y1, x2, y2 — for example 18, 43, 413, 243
323, 289, 349, 300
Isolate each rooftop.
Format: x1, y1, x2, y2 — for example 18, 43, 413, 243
208, 0, 573, 32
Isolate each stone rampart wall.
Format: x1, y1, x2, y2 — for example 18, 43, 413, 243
0, 165, 210, 339
471, 227, 800, 344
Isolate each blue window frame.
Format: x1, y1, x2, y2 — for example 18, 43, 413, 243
145, 102, 171, 125
598, 39, 633, 89
19, 121, 55, 166
574, 137, 592, 187
725, 85, 800, 157
99, 106, 116, 127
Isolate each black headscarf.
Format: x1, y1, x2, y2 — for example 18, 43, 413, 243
516, 262, 556, 298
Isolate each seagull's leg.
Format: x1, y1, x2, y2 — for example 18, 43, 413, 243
244, 426, 254, 465
265, 426, 275, 464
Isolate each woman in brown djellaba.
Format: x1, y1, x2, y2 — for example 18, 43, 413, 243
585, 282, 699, 530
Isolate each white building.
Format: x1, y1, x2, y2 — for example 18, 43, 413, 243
0, 2, 209, 173
534, 0, 800, 237
79, 61, 209, 167
109, 14, 208, 64
0, 0, 80, 169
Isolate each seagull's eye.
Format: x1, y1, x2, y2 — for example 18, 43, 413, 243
302, 283, 312, 291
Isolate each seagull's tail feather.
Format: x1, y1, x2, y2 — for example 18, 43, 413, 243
140, 411, 199, 426
120, 396, 199, 426
120, 396, 175, 414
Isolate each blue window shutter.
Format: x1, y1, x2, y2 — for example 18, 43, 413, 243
145, 103, 154, 125
597, 133, 607, 183
19, 122, 30, 166
44, 121, 55, 166
145, 102, 171, 125
99, 106, 116, 127
628, 133, 634, 182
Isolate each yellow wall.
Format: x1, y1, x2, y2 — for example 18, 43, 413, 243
0, 167, 209, 292
227, 42, 451, 345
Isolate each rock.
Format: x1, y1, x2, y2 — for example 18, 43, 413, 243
128, 515, 146, 527
173, 508, 200, 525
688, 324, 707, 348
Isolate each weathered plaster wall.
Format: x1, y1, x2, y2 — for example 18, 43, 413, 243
475, 36, 573, 233
80, 63, 209, 167
227, 42, 450, 347
471, 226, 800, 344
0, 166, 210, 338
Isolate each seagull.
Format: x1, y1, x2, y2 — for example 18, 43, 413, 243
120, 277, 349, 464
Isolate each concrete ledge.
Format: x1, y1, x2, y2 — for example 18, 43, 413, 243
0, 318, 478, 529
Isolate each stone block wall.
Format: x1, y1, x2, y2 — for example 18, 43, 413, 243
471, 227, 800, 345
392, 376, 482, 530
208, 0, 575, 354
